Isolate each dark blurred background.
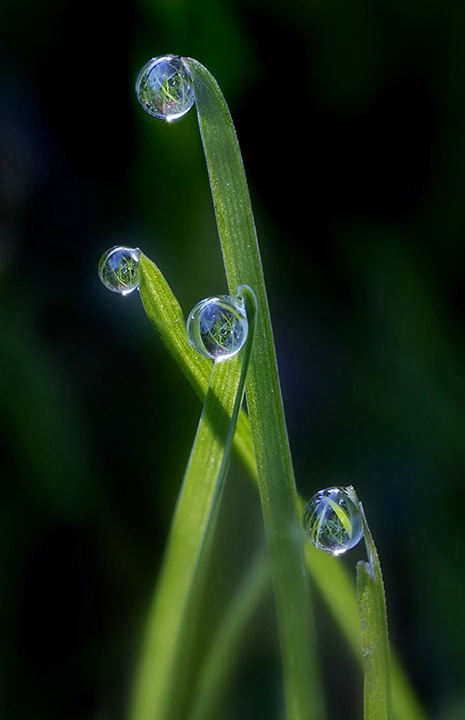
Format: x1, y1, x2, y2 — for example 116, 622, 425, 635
2, 0, 465, 718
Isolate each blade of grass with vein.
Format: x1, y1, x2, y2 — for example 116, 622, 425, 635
300, 493, 425, 720
186, 55, 324, 720
130, 274, 257, 720
136, 250, 426, 720
136, 252, 257, 479
303, 539, 425, 720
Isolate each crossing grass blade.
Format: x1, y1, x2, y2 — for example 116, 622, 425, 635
135, 239, 426, 720
130, 267, 256, 720
186, 55, 325, 720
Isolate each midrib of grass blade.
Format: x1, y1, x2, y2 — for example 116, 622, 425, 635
186, 57, 324, 720
130, 274, 256, 720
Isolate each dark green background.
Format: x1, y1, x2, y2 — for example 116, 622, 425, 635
2, 0, 465, 718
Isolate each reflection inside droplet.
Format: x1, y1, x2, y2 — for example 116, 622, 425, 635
98, 246, 140, 295
186, 294, 248, 361
135, 55, 195, 121
302, 486, 363, 556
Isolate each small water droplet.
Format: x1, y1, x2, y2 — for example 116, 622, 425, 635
302, 486, 363, 556
135, 55, 194, 121
187, 294, 248, 361
98, 246, 140, 295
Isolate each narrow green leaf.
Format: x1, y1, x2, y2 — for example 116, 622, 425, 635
131, 267, 257, 720
346, 488, 392, 720
137, 252, 257, 480
137, 250, 425, 720
357, 558, 392, 720
304, 521, 424, 720
137, 252, 211, 395
186, 55, 325, 720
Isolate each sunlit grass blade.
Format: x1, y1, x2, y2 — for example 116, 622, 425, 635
137, 250, 426, 720
137, 252, 257, 479
186, 55, 325, 720
130, 271, 257, 720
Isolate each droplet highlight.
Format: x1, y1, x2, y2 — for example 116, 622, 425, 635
187, 294, 248, 361
302, 486, 363, 556
98, 246, 140, 295
135, 55, 195, 121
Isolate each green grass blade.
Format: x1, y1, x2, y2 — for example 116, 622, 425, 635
137, 252, 211, 394
345, 488, 392, 720
130, 267, 257, 720
304, 525, 424, 720
357, 552, 392, 720
186, 55, 325, 720
137, 250, 426, 720
187, 548, 270, 720
137, 252, 257, 479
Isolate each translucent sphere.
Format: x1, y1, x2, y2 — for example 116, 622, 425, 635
187, 294, 248, 361
135, 55, 195, 121
302, 487, 363, 556
98, 246, 140, 295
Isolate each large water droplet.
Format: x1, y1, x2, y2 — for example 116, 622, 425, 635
302, 486, 363, 556
135, 55, 195, 121
187, 294, 248, 361
98, 246, 140, 295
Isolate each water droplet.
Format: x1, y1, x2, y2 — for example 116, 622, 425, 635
302, 486, 363, 556
187, 294, 248, 361
98, 246, 140, 295
135, 55, 195, 121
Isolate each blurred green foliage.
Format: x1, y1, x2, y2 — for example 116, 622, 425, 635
1, 0, 465, 718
